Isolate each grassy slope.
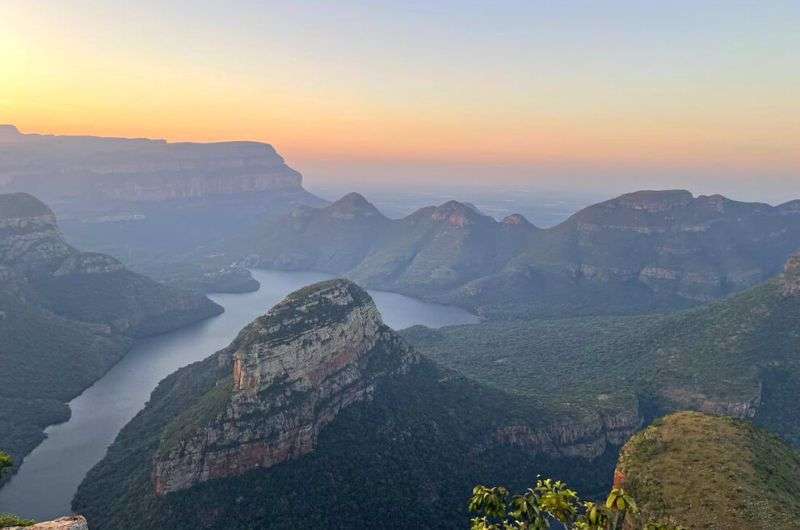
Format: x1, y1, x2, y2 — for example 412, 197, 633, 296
618, 411, 800, 530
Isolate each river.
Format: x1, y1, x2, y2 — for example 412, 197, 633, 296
0, 270, 478, 521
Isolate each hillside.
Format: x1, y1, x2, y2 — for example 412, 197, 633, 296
404, 253, 800, 447
246, 189, 800, 318
617, 411, 800, 530
74, 280, 634, 529
0, 193, 222, 479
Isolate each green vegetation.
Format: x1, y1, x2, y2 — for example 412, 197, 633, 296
404, 274, 800, 446
0, 451, 34, 527
618, 412, 800, 529
253, 190, 800, 319
0, 191, 222, 479
0, 512, 34, 527
74, 358, 619, 529
0, 289, 130, 480
468, 478, 684, 530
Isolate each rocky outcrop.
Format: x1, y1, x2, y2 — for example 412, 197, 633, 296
783, 253, 800, 296
657, 385, 762, 418
0, 192, 221, 333
491, 405, 643, 458
4, 516, 88, 530
152, 279, 418, 495
0, 194, 72, 276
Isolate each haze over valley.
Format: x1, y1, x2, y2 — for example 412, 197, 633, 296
2, 2, 800, 529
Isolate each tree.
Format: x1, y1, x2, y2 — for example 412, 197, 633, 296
0, 451, 34, 527
0, 451, 12, 476
468, 477, 685, 530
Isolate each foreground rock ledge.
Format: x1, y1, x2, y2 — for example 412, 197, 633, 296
4, 516, 88, 530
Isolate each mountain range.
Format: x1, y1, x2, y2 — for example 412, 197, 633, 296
0, 193, 222, 478
248, 189, 800, 318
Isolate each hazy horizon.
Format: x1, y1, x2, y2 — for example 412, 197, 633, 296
3, 1, 799, 202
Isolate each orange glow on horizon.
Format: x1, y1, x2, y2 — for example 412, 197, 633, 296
2, 1, 798, 182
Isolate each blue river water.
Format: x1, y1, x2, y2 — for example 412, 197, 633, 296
0, 269, 477, 520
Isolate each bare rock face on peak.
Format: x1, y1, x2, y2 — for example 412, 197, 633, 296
783, 253, 800, 296
152, 279, 418, 494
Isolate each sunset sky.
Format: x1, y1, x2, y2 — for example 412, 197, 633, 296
2, 1, 799, 199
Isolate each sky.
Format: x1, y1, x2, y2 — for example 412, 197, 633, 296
1, 1, 799, 201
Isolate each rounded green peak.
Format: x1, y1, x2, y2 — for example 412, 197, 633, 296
617, 411, 800, 530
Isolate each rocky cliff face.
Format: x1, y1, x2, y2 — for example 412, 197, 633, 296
152, 279, 418, 495
491, 405, 642, 459
656, 385, 762, 418
783, 253, 800, 296
0, 127, 303, 201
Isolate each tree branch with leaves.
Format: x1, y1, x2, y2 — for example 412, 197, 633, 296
469, 477, 684, 530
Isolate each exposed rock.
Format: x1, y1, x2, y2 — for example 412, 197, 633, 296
657, 385, 762, 418
152, 279, 418, 495
783, 253, 800, 296
615, 189, 694, 212
491, 405, 642, 458
4, 515, 88, 529
430, 200, 483, 227
501, 213, 532, 226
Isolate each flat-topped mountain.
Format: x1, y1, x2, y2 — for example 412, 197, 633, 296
0, 126, 326, 290
249, 189, 800, 318
75, 279, 636, 529
617, 412, 800, 529
0, 126, 302, 202
0, 193, 222, 479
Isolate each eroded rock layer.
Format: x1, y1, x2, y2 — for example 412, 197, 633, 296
153, 279, 418, 494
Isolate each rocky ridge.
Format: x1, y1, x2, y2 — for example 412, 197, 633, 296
251, 190, 800, 318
